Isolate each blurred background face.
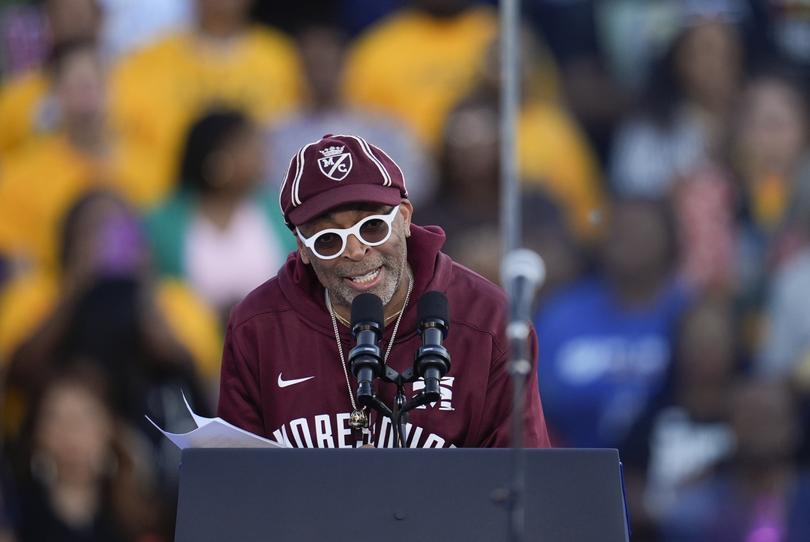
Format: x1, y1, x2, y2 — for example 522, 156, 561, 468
452, 224, 500, 283
204, 125, 263, 194
297, 26, 346, 107
737, 77, 807, 172
196, 0, 252, 25
675, 20, 742, 108
730, 381, 799, 466
34, 380, 113, 484
677, 299, 736, 387
480, 27, 553, 101
181, 110, 262, 196
602, 200, 672, 284
522, 192, 583, 297
677, 299, 736, 410
46, 0, 101, 43
63, 194, 147, 278
54, 47, 107, 129
442, 106, 499, 202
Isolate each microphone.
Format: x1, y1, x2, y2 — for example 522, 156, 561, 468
501, 249, 545, 341
414, 291, 452, 401
348, 293, 385, 404
501, 249, 545, 380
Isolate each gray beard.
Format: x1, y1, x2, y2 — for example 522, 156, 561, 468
329, 257, 404, 309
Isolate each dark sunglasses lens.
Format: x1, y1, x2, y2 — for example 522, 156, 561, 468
313, 232, 343, 257
359, 218, 390, 244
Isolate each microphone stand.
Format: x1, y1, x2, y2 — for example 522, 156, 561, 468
500, 249, 545, 542
506, 322, 532, 542
358, 367, 440, 448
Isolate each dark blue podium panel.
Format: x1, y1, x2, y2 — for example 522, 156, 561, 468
175, 448, 629, 542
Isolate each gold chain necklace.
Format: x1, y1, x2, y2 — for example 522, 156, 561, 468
325, 267, 413, 429
332, 307, 403, 328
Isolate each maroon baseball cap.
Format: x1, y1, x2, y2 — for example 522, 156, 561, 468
279, 134, 409, 228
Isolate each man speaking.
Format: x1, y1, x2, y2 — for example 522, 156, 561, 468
217, 134, 550, 448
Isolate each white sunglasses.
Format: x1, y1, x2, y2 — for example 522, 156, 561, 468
297, 205, 401, 260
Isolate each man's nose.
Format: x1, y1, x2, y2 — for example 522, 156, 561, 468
342, 234, 368, 260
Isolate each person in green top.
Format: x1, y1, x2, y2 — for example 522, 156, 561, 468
145, 108, 296, 324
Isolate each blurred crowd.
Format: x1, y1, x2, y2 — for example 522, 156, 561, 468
0, 0, 809, 540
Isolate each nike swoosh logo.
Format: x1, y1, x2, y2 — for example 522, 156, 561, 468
277, 374, 315, 388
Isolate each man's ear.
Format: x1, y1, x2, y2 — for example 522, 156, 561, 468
296, 238, 311, 265
399, 199, 414, 237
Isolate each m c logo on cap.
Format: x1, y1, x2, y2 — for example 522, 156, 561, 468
317, 145, 353, 181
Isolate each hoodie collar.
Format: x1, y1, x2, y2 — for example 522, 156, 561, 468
277, 224, 450, 340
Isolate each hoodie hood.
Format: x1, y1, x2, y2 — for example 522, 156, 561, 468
275, 224, 450, 341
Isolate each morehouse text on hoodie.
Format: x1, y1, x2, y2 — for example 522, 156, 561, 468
217, 224, 551, 448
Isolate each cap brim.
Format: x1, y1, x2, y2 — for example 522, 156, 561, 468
288, 184, 403, 226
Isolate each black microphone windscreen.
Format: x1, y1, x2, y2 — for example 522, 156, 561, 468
417, 291, 449, 325
351, 293, 384, 328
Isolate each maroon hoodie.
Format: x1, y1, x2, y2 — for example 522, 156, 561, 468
217, 225, 550, 448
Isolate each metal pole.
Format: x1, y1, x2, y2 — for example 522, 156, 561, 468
499, 2, 526, 542
500, 0, 521, 257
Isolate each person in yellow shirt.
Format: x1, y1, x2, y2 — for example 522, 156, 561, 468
435, 27, 603, 242
0, 190, 221, 438
109, 0, 305, 207
519, 101, 604, 241
0, 0, 102, 160
0, 39, 152, 270
0, 70, 51, 161
342, 0, 499, 150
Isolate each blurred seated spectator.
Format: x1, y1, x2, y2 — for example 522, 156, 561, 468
109, 0, 305, 207
418, 86, 587, 291
146, 109, 296, 323
9, 365, 165, 542
341, 0, 501, 150
610, 14, 744, 197
265, 23, 436, 205
0, 0, 101, 160
621, 295, 741, 538
417, 99, 500, 239
731, 69, 809, 283
671, 163, 737, 293
524, 0, 633, 164
534, 197, 691, 448
734, 70, 808, 225
659, 378, 810, 541
595, 0, 761, 94
759, 161, 810, 394
760, 238, 810, 384
439, 27, 603, 242
0, 190, 220, 445
0, 38, 158, 271
510, 32, 602, 242
521, 191, 587, 301
442, 190, 585, 296
675, 69, 810, 353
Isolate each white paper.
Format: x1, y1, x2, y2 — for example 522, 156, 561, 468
146, 392, 286, 449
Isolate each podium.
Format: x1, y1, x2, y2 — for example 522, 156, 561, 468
175, 448, 630, 542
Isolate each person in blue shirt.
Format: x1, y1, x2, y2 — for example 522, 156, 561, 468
534, 196, 691, 449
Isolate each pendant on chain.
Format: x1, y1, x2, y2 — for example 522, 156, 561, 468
349, 409, 369, 429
